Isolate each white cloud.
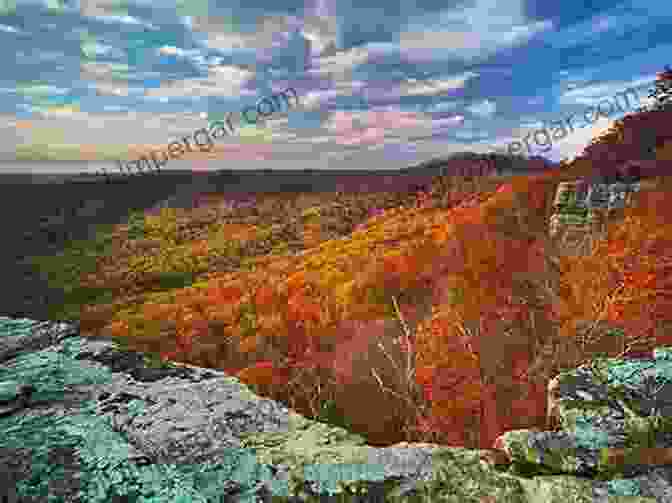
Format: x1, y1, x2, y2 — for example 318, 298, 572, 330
90, 82, 131, 96
80, 61, 141, 96
400, 19, 551, 57
404, 72, 478, 96
301, 14, 338, 57
205, 32, 248, 51
144, 65, 254, 98
195, 14, 299, 53
0, 24, 21, 33
432, 115, 465, 127
558, 75, 656, 107
304, 136, 333, 144
79, 0, 129, 18
158, 46, 192, 57
94, 14, 157, 29
308, 46, 370, 78
425, 101, 460, 112
467, 99, 496, 118
544, 115, 616, 162
302, 89, 336, 107
399, 0, 552, 60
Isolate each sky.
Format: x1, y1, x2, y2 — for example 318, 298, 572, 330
2, 0, 671, 174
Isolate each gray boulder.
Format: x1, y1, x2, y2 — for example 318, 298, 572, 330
494, 348, 672, 501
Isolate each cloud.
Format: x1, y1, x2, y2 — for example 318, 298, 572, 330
79, 61, 141, 97
94, 14, 157, 29
466, 99, 496, 118
403, 72, 478, 97
158, 46, 193, 58
544, 115, 616, 162
299, 80, 365, 111
194, 14, 301, 53
541, 6, 663, 51
78, 0, 131, 18
424, 101, 461, 113
557, 75, 657, 107
80, 37, 126, 59
0, 24, 22, 33
6, 0, 670, 171
301, 89, 340, 110
324, 109, 468, 147
307, 45, 371, 78
301, 14, 339, 57
144, 65, 255, 98
399, 0, 552, 60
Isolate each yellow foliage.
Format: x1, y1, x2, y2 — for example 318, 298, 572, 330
333, 280, 356, 311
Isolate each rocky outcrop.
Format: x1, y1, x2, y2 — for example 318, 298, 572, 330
490, 348, 672, 501
549, 179, 642, 245
1, 315, 670, 502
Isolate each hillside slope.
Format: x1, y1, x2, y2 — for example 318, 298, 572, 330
22, 68, 672, 450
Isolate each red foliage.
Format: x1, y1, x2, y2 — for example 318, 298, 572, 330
236, 360, 293, 394
102, 76, 672, 450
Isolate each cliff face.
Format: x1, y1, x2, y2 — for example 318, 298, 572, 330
2, 315, 671, 502
548, 178, 643, 247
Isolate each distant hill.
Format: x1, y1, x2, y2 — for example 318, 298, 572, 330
409, 151, 560, 177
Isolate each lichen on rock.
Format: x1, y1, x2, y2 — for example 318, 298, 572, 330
3, 316, 672, 502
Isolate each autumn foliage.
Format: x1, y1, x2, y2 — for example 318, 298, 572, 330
32, 67, 672, 451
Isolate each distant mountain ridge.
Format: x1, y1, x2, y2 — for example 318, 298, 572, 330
410, 151, 560, 177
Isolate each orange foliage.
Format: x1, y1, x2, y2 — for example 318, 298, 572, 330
287, 291, 323, 327
557, 188, 672, 356
236, 360, 292, 393
408, 176, 561, 447
254, 284, 281, 315
91, 81, 672, 450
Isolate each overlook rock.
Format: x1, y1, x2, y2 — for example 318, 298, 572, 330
1, 315, 670, 502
